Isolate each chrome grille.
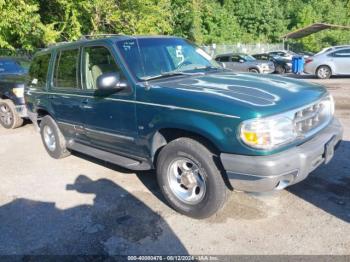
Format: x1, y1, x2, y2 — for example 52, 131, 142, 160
294, 97, 333, 136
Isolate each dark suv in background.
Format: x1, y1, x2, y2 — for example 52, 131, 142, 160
252, 53, 292, 74
0, 57, 30, 129
25, 35, 342, 218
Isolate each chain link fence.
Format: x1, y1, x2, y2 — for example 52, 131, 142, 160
201, 43, 284, 57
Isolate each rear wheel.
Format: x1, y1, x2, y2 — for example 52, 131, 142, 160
40, 115, 70, 159
156, 137, 227, 219
0, 99, 23, 129
249, 68, 259, 73
316, 65, 332, 79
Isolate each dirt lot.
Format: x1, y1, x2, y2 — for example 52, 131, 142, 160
0, 76, 349, 255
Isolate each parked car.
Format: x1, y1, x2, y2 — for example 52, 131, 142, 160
215, 53, 275, 74
268, 50, 297, 61
25, 36, 343, 218
0, 57, 30, 129
252, 53, 291, 74
304, 46, 350, 79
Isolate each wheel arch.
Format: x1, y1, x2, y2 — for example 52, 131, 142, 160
151, 127, 221, 164
248, 67, 260, 73
315, 64, 333, 76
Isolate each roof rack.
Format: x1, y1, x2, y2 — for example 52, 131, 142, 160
80, 34, 123, 40
47, 41, 70, 47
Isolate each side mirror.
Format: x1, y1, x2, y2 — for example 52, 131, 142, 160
239, 59, 244, 63
96, 72, 128, 91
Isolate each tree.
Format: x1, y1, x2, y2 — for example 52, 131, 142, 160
0, 0, 44, 50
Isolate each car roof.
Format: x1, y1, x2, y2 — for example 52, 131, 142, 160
35, 35, 182, 56
215, 53, 247, 58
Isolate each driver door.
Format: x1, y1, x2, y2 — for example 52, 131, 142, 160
80, 44, 139, 157
230, 55, 245, 72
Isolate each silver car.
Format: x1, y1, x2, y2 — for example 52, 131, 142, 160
304, 46, 350, 79
215, 53, 275, 74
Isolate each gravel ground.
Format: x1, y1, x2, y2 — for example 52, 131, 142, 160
0, 76, 349, 255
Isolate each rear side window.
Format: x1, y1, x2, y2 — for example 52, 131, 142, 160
216, 56, 229, 62
29, 54, 51, 88
53, 49, 80, 89
332, 49, 350, 57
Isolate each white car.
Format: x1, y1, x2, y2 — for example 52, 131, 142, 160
304, 46, 350, 79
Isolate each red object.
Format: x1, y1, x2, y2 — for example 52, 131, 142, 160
305, 58, 313, 64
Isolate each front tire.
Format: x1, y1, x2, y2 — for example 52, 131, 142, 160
275, 65, 286, 74
40, 115, 70, 159
0, 99, 23, 129
249, 68, 259, 73
316, 65, 332, 79
156, 138, 227, 219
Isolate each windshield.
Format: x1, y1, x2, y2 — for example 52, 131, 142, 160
0, 58, 29, 74
116, 37, 220, 80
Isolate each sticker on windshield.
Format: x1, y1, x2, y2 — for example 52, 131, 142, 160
122, 40, 135, 51
176, 45, 185, 65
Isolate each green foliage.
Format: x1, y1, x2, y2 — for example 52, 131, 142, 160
0, 0, 349, 52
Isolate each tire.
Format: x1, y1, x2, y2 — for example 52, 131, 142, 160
156, 137, 227, 219
316, 65, 332, 79
40, 115, 70, 159
275, 65, 286, 74
0, 99, 23, 129
249, 68, 259, 73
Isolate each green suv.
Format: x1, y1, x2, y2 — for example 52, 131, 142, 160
25, 35, 343, 218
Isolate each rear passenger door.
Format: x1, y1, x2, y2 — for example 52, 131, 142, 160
80, 44, 139, 158
49, 47, 89, 143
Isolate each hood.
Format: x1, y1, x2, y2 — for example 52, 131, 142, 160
0, 73, 28, 84
145, 71, 328, 119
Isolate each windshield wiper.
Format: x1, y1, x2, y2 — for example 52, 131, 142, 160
140, 71, 204, 81
192, 65, 223, 71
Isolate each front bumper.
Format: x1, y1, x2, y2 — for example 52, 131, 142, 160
261, 68, 275, 74
15, 105, 28, 118
220, 118, 343, 192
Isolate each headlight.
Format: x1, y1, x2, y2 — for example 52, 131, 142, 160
12, 87, 24, 98
240, 116, 297, 150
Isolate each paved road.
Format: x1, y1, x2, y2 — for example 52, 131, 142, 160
0, 77, 349, 255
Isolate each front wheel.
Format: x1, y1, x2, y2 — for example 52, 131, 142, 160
156, 138, 227, 219
316, 65, 332, 79
0, 99, 23, 129
275, 65, 286, 74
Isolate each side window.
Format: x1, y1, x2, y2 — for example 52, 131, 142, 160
29, 54, 51, 88
333, 49, 350, 57
82, 46, 124, 90
231, 55, 241, 62
53, 49, 80, 89
217, 56, 229, 62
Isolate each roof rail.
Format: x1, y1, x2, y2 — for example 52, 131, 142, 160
80, 34, 122, 40
47, 41, 70, 47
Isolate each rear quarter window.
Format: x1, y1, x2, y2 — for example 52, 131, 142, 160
29, 54, 51, 89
